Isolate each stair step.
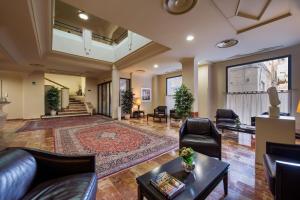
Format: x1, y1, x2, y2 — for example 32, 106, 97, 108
64, 109, 87, 112
58, 111, 88, 115
41, 113, 90, 119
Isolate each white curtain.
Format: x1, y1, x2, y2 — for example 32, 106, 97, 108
226, 92, 290, 125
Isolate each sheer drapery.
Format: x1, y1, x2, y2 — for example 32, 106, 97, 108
226, 92, 290, 125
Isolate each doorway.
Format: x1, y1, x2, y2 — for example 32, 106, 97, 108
98, 81, 112, 117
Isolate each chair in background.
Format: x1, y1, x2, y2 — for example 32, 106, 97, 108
0, 147, 97, 200
263, 142, 300, 200
179, 118, 222, 160
147, 106, 167, 123
216, 109, 239, 125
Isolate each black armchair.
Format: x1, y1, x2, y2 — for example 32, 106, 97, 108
0, 147, 97, 200
147, 106, 168, 122
179, 118, 222, 160
216, 109, 239, 125
263, 142, 300, 200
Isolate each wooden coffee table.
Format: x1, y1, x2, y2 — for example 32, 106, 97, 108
136, 152, 229, 200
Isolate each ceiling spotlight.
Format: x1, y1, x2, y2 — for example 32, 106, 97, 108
78, 11, 89, 20
154, 64, 159, 68
164, 0, 198, 15
186, 35, 194, 41
216, 39, 238, 48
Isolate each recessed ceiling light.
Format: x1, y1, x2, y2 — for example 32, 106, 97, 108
186, 35, 194, 41
78, 11, 89, 20
154, 64, 159, 68
164, 0, 198, 15
216, 39, 238, 48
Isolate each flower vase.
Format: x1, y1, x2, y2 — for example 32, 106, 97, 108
181, 158, 195, 173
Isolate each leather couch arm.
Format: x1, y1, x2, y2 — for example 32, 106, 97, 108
179, 120, 187, 141
266, 142, 300, 161
7, 147, 96, 185
275, 161, 300, 200
210, 122, 222, 145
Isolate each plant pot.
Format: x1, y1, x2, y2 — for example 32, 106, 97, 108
181, 159, 195, 173
124, 114, 130, 120
50, 110, 57, 116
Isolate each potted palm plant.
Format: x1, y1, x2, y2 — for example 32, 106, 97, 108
121, 90, 134, 120
173, 84, 194, 125
46, 87, 59, 116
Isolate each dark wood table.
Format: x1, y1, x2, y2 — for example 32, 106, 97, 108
136, 153, 230, 200
216, 122, 256, 134
147, 113, 168, 123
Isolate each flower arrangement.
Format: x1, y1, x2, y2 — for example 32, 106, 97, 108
179, 147, 194, 165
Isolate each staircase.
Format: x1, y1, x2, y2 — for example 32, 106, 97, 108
58, 97, 89, 116
42, 97, 90, 119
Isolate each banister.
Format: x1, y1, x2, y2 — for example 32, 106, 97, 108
44, 78, 69, 89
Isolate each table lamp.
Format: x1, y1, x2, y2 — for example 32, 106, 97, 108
135, 97, 142, 111
297, 100, 300, 113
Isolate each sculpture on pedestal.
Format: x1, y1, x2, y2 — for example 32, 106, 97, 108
267, 87, 280, 118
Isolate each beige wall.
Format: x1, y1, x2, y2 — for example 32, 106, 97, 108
0, 71, 45, 119
211, 44, 300, 129
45, 73, 83, 95
0, 71, 24, 119
23, 72, 45, 119
198, 64, 212, 118
85, 77, 98, 112
131, 73, 153, 114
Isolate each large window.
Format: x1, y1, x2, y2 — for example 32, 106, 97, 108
226, 56, 291, 125
166, 76, 182, 96
227, 56, 291, 93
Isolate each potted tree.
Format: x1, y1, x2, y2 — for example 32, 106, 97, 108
173, 84, 194, 126
46, 87, 60, 116
121, 90, 134, 120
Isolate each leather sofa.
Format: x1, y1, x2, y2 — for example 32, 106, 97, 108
216, 109, 239, 125
263, 142, 300, 200
179, 118, 222, 160
0, 147, 97, 200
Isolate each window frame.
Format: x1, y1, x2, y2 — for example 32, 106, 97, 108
166, 75, 182, 96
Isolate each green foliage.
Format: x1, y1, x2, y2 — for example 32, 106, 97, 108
174, 85, 194, 119
121, 90, 134, 114
46, 87, 59, 111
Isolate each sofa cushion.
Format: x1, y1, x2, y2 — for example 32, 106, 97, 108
181, 134, 218, 147
186, 118, 211, 135
23, 173, 97, 200
0, 149, 37, 200
263, 154, 300, 195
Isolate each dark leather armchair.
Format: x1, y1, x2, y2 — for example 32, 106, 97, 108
153, 106, 168, 122
0, 147, 97, 200
216, 109, 239, 125
263, 142, 300, 200
179, 118, 222, 160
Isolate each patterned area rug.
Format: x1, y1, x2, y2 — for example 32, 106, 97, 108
54, 121, 178, 178
17, 115, 112, 132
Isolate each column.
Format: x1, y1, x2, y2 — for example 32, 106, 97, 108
111, 65, 120, 119
181, 57, 199, 117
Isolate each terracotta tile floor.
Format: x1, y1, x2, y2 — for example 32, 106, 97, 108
0, 117, 273, 200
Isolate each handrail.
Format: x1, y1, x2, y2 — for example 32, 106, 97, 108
44, 78, 69, 89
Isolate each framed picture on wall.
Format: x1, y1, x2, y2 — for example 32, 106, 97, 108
141, 88, 151, 102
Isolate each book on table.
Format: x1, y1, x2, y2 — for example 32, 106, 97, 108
150, 171, 185, 199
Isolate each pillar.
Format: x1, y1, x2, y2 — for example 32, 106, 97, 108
111, 65, 120, 119
181, 57, 199, 117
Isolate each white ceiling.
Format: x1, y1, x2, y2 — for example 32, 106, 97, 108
62, 0, 300, 74
1, 0, 300, 76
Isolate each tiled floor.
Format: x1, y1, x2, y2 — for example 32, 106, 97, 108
0, 117, 273, 200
